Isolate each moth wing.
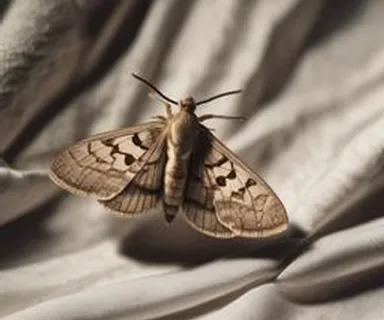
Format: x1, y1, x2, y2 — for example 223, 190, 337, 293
184, 129, 288, 238
183, 163, 234, 238
49, 121, 165, 200
99, 136, 166, 215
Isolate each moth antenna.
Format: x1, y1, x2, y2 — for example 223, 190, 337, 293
196, 90, 242, 106
132, 73, 178, 105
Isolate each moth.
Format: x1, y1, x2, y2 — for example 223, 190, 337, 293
49, 73, 288, 238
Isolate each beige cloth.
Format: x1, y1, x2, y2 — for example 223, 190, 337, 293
1, 0, 384, 319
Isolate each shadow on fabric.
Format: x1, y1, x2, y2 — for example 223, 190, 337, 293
279, 263, 384, 305
0, 194, 61, 269
118, 214, 303, 267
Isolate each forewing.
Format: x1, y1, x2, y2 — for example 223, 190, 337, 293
99, 137, 166, 215
49, 121, 165, 200
184, 129, 288, 238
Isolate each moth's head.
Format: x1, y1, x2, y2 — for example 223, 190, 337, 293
179, 96, 196, 113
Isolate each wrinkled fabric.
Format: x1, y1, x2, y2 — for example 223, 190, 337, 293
1, 0, 384, 319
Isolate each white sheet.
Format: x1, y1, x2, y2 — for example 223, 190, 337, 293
1, 0, 384, 319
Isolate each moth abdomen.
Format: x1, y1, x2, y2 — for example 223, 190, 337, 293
163, 134, 191, 222
165, 167, 184, 180
163, 168, 186, 222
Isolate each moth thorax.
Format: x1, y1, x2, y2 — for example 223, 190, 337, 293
169, 113, 198, 150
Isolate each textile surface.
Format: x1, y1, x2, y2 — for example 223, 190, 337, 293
1, 0, 384, 319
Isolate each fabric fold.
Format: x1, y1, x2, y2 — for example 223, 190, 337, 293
1, 0, 384, 319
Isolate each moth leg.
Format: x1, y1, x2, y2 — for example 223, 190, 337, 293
198, 114, 247, 122
148, 92, 173, 118
165, 103, 173, 118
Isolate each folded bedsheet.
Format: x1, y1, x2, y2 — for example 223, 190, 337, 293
1, 1, 384, 319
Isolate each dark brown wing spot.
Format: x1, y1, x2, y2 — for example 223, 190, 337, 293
132, 133, 149, 150
111, 145, 119, 153
101, 140, 120, 155
227, 170, 236, 179
207, 156, 228, 168
215, 156, 228, 167
216, 176, 226, 187
102, 138, 141, 165
236, 187, 246, 197
231, 191, 244, 201
125, 154, 136, 165
103, 138, 114, 146
245, 178, 257, 188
